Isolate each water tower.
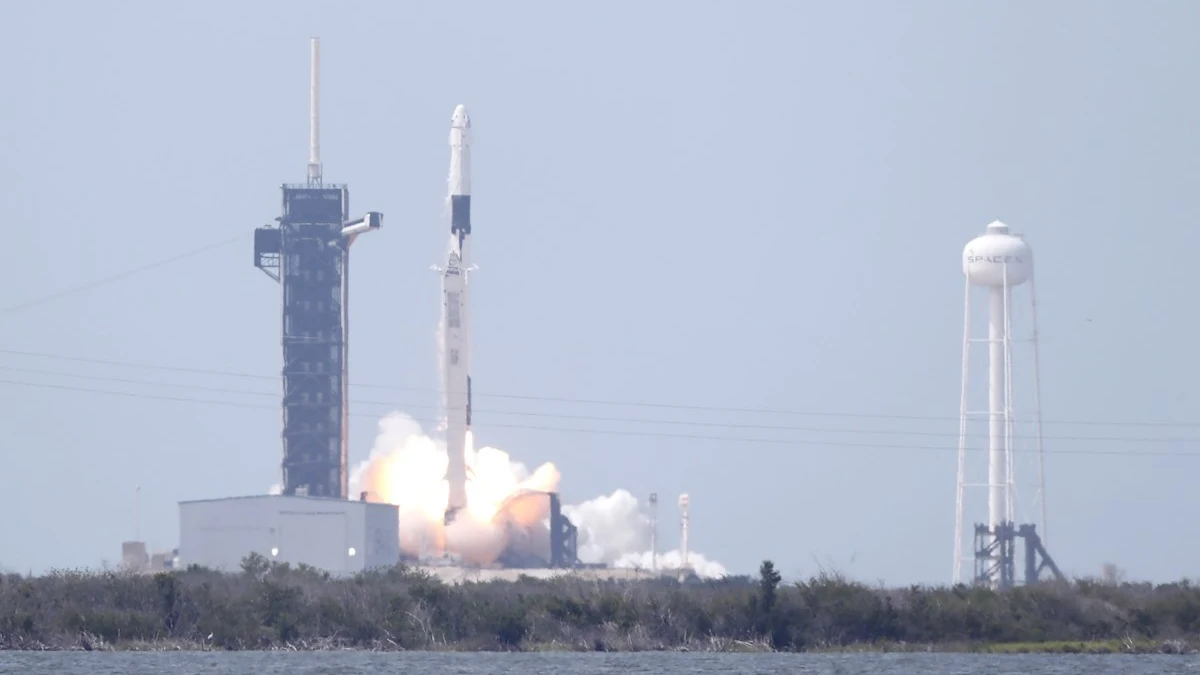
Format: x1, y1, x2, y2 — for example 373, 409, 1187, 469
953, 220, 1063, 589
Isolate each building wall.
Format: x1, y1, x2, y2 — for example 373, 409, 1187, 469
362, 501, 402, 570
412, 565, 669, 585
178, 495, 399, 575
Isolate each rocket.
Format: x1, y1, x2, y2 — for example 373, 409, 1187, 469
442, 104, 472, 525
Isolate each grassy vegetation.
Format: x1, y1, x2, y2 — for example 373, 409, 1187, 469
1, 557, 1198, 653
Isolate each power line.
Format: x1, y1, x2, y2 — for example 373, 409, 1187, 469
0, 347, 367, 384
0, 363, 1197, 446
0, 234, 248, 315
0, 346, 1196, 430
0, 377, 1197, 459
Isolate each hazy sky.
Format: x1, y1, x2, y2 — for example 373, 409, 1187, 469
2, 0, 1198, 585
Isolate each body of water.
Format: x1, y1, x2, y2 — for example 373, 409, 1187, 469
1, 651, 1198, 675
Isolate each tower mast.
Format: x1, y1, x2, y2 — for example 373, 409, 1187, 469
252, 38, 382, 499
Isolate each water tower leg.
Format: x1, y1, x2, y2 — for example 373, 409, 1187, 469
954, 276, 972, 585
986, 287, 1008, 588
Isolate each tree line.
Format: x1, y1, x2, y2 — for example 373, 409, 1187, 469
1, 556, 1198, 652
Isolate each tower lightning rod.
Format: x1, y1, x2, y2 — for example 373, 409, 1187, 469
307, 37, 322, 186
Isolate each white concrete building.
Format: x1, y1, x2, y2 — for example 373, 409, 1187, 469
178, 495, 399, 575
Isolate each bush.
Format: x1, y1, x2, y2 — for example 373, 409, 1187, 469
0, 559, 1198, 652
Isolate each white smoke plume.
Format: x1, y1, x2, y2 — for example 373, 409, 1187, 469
563, 489, 651, 565
347, 411, 727, 579
565, 490, 728, 578
613, 549, 729, 580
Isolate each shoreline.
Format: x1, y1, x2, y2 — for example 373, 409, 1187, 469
3, 636, 1196, 655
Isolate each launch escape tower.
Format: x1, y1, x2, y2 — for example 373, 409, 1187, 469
253, 38, 381, 499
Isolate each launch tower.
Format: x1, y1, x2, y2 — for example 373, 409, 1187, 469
252, 38, 382, 499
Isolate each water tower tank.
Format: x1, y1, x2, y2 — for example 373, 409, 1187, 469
962, 220, 1033, 288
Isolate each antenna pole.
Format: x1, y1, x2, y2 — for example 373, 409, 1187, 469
678, 493, 690, 573
1029, 272, 1048, 544
307, 37, 322, 186
649, 493, 658, 572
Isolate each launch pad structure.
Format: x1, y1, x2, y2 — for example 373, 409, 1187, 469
252, 38, 382, 499
237, 48, 583, 573
110, 39, 709, 582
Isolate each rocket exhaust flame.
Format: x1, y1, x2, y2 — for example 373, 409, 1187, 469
348, 411, 728, 577
344, 105, 727, 577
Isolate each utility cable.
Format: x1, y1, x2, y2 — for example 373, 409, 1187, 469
1, 377, 1197, 459
0, 234, 248, 315
0, 346, 1196, 430
0, 363, 1197, 446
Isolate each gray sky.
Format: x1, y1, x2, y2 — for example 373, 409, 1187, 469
2, 0, 1198, 585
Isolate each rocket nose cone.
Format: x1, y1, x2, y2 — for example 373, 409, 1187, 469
451, 104, 470, 128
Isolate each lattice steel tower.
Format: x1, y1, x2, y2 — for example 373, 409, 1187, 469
252, 38, 382, 498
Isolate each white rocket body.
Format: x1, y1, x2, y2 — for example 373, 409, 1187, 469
443, 105, 472, 524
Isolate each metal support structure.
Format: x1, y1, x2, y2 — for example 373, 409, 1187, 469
973, 521, 1065, 589
973, 522, 1015, 589
953, 276, 971, 585
487, 489, 581, 568
549, 492, 579, 568
1019, 523, 1063, 584
252, 38, 381, 499
1029, 274, 1049, 544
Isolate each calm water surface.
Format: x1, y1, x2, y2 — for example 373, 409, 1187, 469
0, 651, 1198, 674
